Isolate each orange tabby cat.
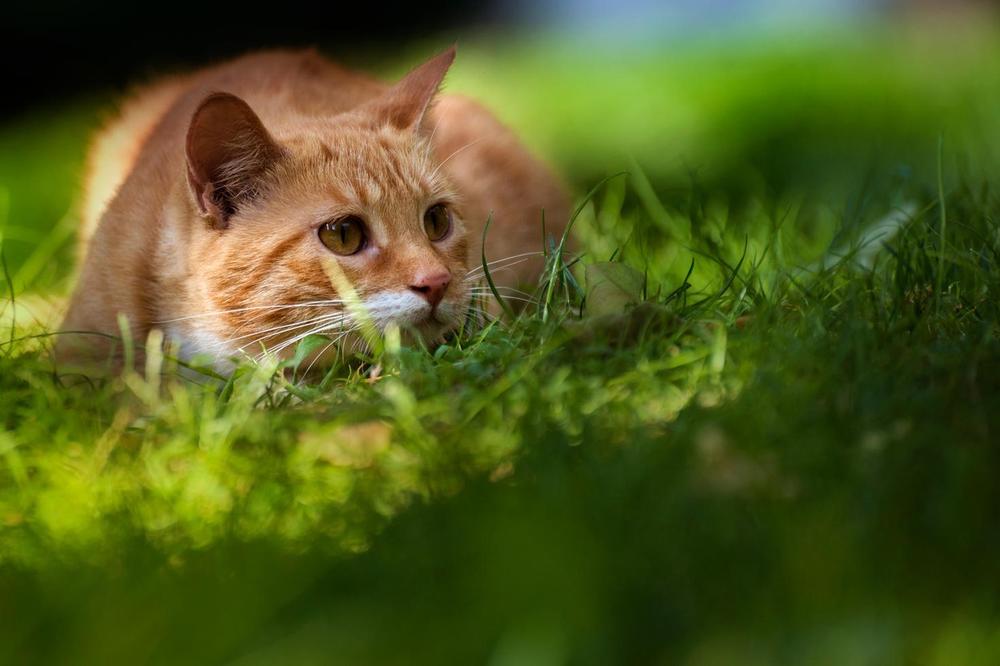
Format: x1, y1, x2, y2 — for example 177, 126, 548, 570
59, 47, 568, 369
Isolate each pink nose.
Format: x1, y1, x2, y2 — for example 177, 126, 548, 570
410, 271, 451, 308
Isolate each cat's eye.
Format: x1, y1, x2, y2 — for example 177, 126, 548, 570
423, 204, 452, 242
319, 216, 367, 255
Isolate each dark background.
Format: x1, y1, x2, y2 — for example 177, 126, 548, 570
3, 0, 500, 120
7, 0, 998, 120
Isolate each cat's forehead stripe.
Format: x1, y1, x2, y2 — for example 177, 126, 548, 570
338, 140, 436, 205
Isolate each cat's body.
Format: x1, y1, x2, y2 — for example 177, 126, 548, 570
60, 48, 567, 369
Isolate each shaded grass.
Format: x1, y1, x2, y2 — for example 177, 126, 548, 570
2, 24, 1000, 665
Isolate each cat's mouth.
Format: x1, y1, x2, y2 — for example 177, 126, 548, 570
408, 309, 452, 335
424, 308, 448, 325
404, 302, 469, 342
366, 291, 460, 325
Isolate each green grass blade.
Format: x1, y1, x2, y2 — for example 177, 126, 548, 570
480, 212, 516, 320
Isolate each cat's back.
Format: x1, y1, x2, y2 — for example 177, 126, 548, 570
172, 49, 386, 122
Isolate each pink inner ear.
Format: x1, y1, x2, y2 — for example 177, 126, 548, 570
376, 46, 457, 131
185, 92, 282, 225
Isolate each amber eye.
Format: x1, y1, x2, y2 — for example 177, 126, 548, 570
423, 203, 452, 242
319, 216, 367, 255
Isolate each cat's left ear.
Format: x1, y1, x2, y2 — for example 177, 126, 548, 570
373, 46, 456, 131
186, 92, 284, 228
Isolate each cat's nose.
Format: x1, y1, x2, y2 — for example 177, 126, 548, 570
410, 271, 451, 308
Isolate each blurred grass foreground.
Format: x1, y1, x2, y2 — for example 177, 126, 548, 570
4, 15, 1000, 665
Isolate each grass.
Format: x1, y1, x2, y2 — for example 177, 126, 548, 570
3, 21, 1000, 664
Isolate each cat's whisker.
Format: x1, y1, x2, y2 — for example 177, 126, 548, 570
466, 311, 496, 323
469, 249, 582, 278
430, 137, 487, 181
469, 285, 537, 298
250, 322, 347, 361
165, 305, 351, 349
465, 260, 533, 281
226, 313, 353, 358
469, 293, 538, 305
154, 299, 349, 324
469, 286, 536, 297
426, 117, 443, 150
224, 304, 350, 338
465, 251, 545, 277
338, 333, 367, 361
463, 304, 500, 322
465, 254, 571, 281
300, 329, 354, 378
468, 292, 538, 304
230, 308, 351, 338
465, 250, 581, 284
256, 318, 360, 361
220, 312, 352, 351
487, 284, 535, 294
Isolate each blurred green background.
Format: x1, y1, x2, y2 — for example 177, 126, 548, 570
3, 1, 1000, 664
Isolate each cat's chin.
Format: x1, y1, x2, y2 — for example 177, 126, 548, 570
395, 315, 456, 345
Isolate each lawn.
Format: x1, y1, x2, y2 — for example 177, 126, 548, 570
3, 22, 1000, 664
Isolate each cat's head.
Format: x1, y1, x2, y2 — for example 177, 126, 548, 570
183, 48, 470, 361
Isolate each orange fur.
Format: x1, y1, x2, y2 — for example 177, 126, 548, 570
59, 47, 569, 369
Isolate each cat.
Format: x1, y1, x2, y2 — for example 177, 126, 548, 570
58, 47, 568, 371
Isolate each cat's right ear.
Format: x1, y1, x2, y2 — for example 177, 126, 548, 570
370, 46, 456, 132
185, 93, 283, 228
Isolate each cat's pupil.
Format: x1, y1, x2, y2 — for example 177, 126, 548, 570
319, 216, 366, 255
